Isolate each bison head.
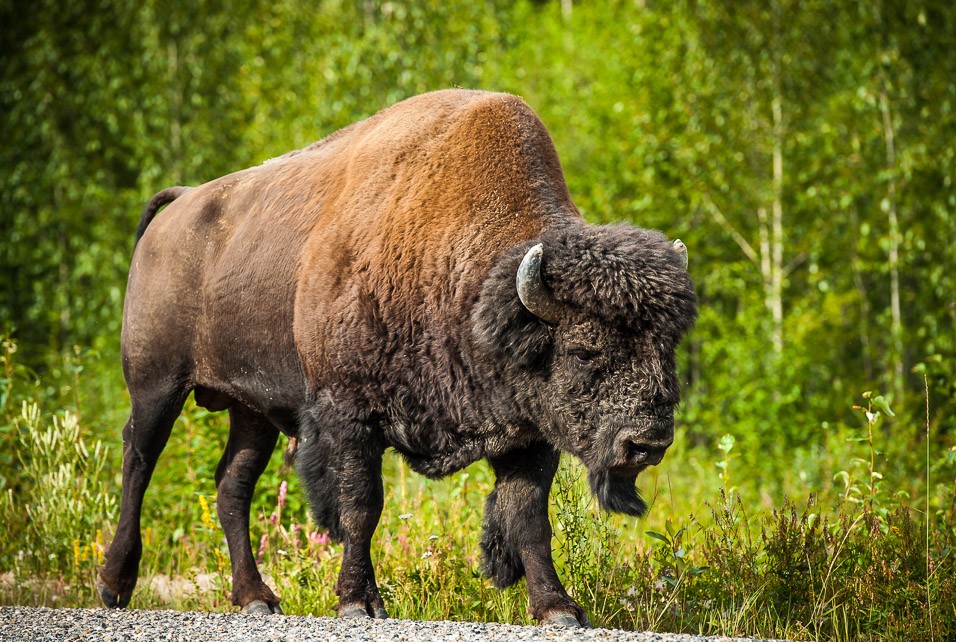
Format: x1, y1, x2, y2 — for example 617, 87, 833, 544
473, 224, 697, 517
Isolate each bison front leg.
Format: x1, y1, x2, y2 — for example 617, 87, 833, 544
297, 408, 388, 619
481, 442, 589, 627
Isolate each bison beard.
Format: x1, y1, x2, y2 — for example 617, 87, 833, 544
588, 469, 649, 517
98, 89, 697, 628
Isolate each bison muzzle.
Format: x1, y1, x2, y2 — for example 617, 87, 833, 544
97, 89, 697, 626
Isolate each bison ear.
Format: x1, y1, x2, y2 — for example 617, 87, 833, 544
472, 294, 554, 371
473, 248, 555, 371
507, 317, 553, 370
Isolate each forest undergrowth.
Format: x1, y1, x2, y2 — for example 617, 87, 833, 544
1, 339, 953, 642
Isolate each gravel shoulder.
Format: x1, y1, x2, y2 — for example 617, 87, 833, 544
0, 606, 788, 642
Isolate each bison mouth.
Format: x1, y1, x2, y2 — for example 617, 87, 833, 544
587, 467, 648, 517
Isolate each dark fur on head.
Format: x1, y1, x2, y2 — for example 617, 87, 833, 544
536, 223, 697, 338
473, 223, 696, 366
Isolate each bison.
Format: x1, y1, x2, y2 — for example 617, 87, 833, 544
97, 89, 697, 627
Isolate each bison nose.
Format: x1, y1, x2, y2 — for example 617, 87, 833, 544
623, 437, 672, 468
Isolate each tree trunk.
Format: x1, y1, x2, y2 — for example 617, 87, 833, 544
561, 0, 572, 21
769, 93, 785, 357
879, 89, 904, 407
849, 203, 874, 381
767, 0, 785, 357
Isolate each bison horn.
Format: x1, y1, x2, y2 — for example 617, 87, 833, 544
673, 239, 688, 268
516, 243, 563, 324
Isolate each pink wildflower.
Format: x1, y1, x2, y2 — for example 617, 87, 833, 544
308, 530, 330, 549
257, 533, 268, 564
278, 480, 288, 509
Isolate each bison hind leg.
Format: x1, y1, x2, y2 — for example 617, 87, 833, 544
216, 403, 282, 611
99, 383, 189, 609
480, 487, 526, 588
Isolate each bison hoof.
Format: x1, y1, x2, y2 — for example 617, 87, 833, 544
96, 579, 131, 609
242, 600, 282, 615
543, 611, 589, 628
338, 602, 388, 619
338, 604, 371, 619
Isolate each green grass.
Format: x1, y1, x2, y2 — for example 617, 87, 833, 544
1, 339, 954, 641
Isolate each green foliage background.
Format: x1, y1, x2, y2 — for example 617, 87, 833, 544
2, 1, 955, 640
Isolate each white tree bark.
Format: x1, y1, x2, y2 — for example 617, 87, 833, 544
879, 89, 904, 405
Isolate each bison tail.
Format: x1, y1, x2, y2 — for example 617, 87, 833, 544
135, 186, 192, 245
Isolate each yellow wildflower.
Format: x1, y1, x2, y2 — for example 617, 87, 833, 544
94, 529, 106, 564
199, 495, 216, 531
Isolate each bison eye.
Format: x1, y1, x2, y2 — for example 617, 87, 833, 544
568, 347, 600, 363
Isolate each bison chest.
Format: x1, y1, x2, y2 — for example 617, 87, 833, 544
383, 414, 536, 478
384, 417, 481, 478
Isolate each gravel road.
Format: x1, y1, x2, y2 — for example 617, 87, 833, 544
0, 607, 788, 642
